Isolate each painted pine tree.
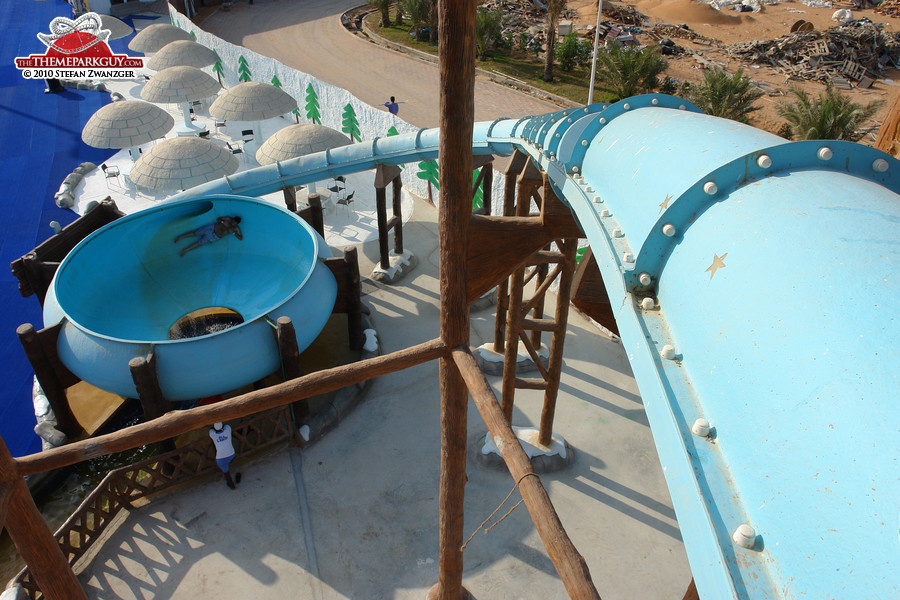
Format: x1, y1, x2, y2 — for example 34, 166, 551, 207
190, 31, 197, 40
292, 108, 301, 124
386, 126, 400, 137
212, 53, 224, 86
304, 84, 321, 124
237, 55, 252, 82
271, 74, 282, 88
341, 103, 361, 142
576, 246, 586, 264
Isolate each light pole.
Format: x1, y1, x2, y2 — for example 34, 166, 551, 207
587, 0, 603, 105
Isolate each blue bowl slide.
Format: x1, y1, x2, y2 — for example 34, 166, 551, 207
42, 196, 336, 401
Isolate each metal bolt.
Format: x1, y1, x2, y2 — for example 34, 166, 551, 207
651, 98, 659, 105
660, 344, 676, 360
555, 133, 560, 138
662, 224, 676, 237
640, 297, 655, 310
613, 228, 624, 238
49, 221, 62, 234
691, 418, 710, 437
600, 208, 611, 217
567, 117, 572, 123
757, 155, 772, 169
581, 139, 588, 146
873, 158, 889, 173
599, 117, 606, 125
732, 524, 757, 549
585, 186, 593, 193
679, 104, 686, 110
572, 166, 579, 173
623, 252, 635, 263
584, 107, 589, 112
639, 272, 652, 286
623, 103, 631, 110
817, 147, 833, 161
703, 181, 718, 196
593, 195, 603, 203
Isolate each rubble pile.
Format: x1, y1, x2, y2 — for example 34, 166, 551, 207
479, 0, 578, 48
601, 3, 648, 26
875, 0, 900, 16
724, 23, 900, 86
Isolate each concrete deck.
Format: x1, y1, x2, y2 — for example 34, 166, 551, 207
76, 196, 691, 599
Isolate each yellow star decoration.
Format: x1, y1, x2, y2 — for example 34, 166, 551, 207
706, 253, 728, 279
659, 194, 672, 214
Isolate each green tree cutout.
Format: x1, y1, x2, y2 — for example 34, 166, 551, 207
385, 126, 404, 169
472, 169, 484, 210
417, 159, 440, 203
271, 74, 282, 88
237, 55, 252, 83
190, 31, 197, 40
292, 108, 302, 124
212, 53, 224, 86
575, 246, 587, 264
341, 103, 361, 142
304, 84, 321, 124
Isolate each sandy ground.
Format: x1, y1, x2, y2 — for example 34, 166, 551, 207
570, 0, 900, 136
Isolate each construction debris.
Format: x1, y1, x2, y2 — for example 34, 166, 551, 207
723, 23, 900, 85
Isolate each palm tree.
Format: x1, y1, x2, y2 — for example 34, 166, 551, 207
368, 0, 391, 27
594, 43, 668, 101
475, 6, 503, 61
542, 0, 566, 82
777, 86, 882, 141
688, 68, 764, 124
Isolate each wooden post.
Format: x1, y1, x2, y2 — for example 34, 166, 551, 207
376, 186, 390, 269
428, 0, 475, 598
500, 163, 540, 422
481, 161, 493, 214
344, 248, 364, 351
538, 239, 578, 447
530, 258, 549, 349
492, 155, 522, 353
283, 185, 298, 213
0, 437, 87, 600
307, 193, 325, 238
392, 175, 404, 254
128, 352, 172, 421
16, 324, 80, 438
277, 316, 306, 425
452, 347, 600, 599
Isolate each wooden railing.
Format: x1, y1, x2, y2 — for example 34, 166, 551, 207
12, 407, 292, 599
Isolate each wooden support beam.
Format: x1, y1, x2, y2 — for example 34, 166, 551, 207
451, 347, 601, 600
515, 377, 548, 390
0, 438, 87, 600
376, 186, 390, 269
522, 318, 558, 332
392, 176, 404, 255
13, 338, 447, 478
492, 152, 525, 352
343, 248, 364, 351
530, 259, 549, 349
283, 185, 298, 213
539, 238, 578, 447
277, 316, 306, 425
521, 263, 564, 317
298, 193, 325, 238
128, 352, 172, 421
517, 330, 550, 382
16, 324, 81, 438
429, 0, 475, 597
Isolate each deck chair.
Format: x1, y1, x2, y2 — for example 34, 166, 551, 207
101, 163, 120, 188
241, 129, 254, 143
336, 190, 355, 214
226, 142, 244, 162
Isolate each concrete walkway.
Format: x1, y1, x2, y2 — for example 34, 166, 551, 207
77, 196, 691, 599
200, 0, 559, 128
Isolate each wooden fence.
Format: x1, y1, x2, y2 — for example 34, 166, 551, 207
12, 407, 292, 599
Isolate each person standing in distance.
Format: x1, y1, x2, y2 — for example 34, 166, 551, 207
210, 422, 241, 489
384, 96, 399, 115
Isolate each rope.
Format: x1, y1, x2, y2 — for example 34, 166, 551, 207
460, 472, 539, 551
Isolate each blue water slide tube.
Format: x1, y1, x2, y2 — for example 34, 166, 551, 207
160, 95, 900, 598
42, 196, 337, 402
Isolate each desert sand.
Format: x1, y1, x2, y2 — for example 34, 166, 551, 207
569, 0, 900, 135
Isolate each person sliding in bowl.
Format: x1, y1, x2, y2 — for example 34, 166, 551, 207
210, 422, 242, 489
175, 216, 243, 257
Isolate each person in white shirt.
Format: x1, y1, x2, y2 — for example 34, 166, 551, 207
209, 422, 241, 489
